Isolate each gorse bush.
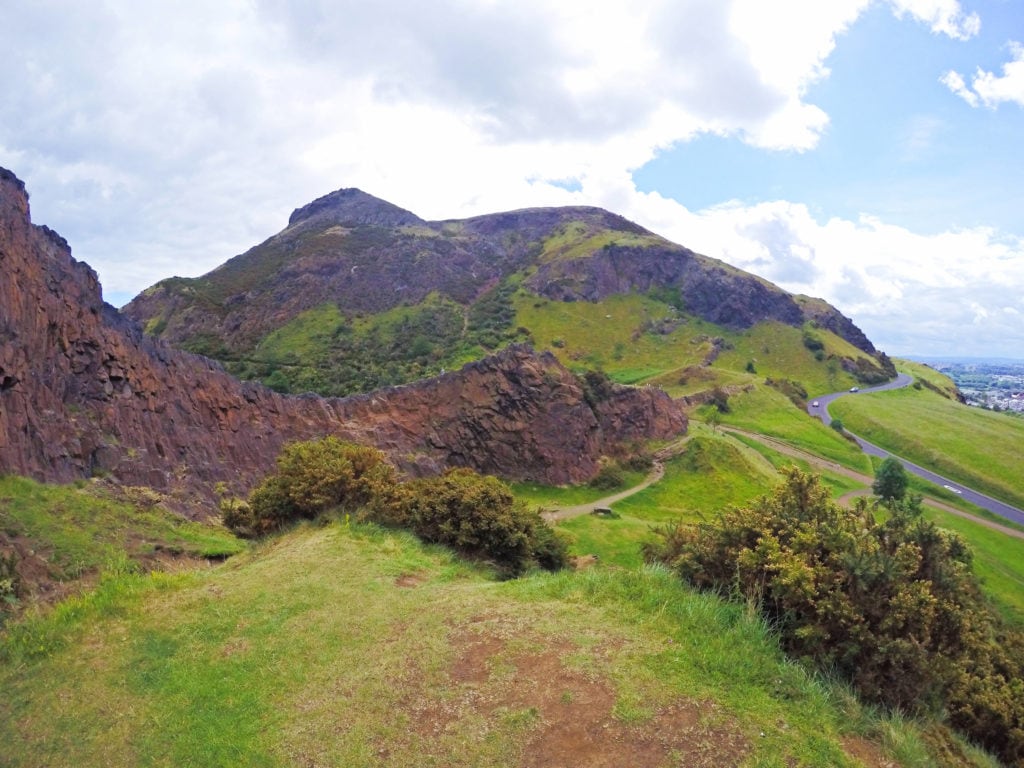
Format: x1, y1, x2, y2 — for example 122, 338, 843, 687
392, 469, 569, 576
226, 437, 395, 536
227, 439, 567, 576
644, 467, 1024, 765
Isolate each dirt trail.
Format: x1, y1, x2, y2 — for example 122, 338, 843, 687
541, 437, 689, 522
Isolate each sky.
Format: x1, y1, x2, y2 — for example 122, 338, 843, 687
1, 0, 1022, 358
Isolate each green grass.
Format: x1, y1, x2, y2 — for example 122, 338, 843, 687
613, 432, 778, 523
0, 475, 243, 582
514, 290, 708, 377
714, 321, 868, 397
555, 513, 655, 568
511, 469, 646, 510
0, 521, 980, 767
537, 221, 662, 263
830, 379, 1024, 510
917, 502, 1024, 628
722, 386, 873, 472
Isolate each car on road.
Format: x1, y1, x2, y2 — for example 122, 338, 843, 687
811, 400, 819, 407
849, 387, 859, 392
943, 485, 963, 495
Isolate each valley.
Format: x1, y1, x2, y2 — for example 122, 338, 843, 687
3, 168, 1024, 767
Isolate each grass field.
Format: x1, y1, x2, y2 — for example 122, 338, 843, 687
510, 468, 647, 511
1, 520, 994, 767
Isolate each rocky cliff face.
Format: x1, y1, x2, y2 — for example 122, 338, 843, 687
524, 243, 808, 333
0, 168, 685, 511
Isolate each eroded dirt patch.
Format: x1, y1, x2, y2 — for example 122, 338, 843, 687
409, 619, 749, 768
394, 573, 425, 588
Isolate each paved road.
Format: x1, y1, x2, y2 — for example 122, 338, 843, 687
807, 374, 1024, 528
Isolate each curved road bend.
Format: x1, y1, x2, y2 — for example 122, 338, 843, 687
807, 373, 1024, 528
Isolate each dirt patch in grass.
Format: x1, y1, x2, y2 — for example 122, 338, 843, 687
410, 619, 750, 767
394, 573, 426, 588
841, 735, 897, 768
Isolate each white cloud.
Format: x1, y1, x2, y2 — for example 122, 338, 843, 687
944, 41, 1024, 108
888, 0, 981, 40
940, 70, 980, 106
0, 0, 1016, 357
615, 191, 1024, 356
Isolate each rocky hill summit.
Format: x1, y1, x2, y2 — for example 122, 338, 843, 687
124, 185, 887, 399
0, 168, 685, 511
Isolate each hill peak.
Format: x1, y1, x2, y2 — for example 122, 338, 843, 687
287, 187, 424, 228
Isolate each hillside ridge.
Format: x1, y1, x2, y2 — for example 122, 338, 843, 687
124, 184, 884, 398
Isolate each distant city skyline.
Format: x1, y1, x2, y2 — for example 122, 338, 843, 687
2, 1, 1021, 357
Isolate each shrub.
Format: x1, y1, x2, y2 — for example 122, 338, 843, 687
623, 452, 654, 473
802, 331, 824, 353
644, 467, 1024, 763
872, 457, 908, 502
588, 458, 624, 490
231, 437, 395, 535
394, 468, 567, 575
764, 377, 808, 409
707, 386, 730, 413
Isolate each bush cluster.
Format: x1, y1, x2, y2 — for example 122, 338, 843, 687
763, 377, 808, 408
223, 437, 395, 536
224, 438, 568, 576
644, 467, 1024, 764
391, 469, 567, 575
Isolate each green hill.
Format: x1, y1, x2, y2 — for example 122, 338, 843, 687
831, 362, 1024, 510
123, 190, 893, 399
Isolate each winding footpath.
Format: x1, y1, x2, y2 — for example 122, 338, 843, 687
543, 374, 1024, 534
807, 374, 1024, 528
540, 437, 689, 522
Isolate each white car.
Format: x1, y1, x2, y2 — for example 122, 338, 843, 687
849, 387, 859, 393
811, 401, 819, 407
943, 484, 963, 495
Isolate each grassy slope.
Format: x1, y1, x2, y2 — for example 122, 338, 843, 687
1, 521, 987, 768
830, 367, 1024, 510
0, 476, 243, 578
721, 386, 873, 471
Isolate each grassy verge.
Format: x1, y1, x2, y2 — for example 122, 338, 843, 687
1, 521, 985, 767
722, 386, 872, 472
830, 382, 1024, 510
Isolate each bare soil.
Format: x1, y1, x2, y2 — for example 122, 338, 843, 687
413, 618, 750, 767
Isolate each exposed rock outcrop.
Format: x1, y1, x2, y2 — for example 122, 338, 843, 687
0, 169, 685, 512
524, 243, 806, 331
